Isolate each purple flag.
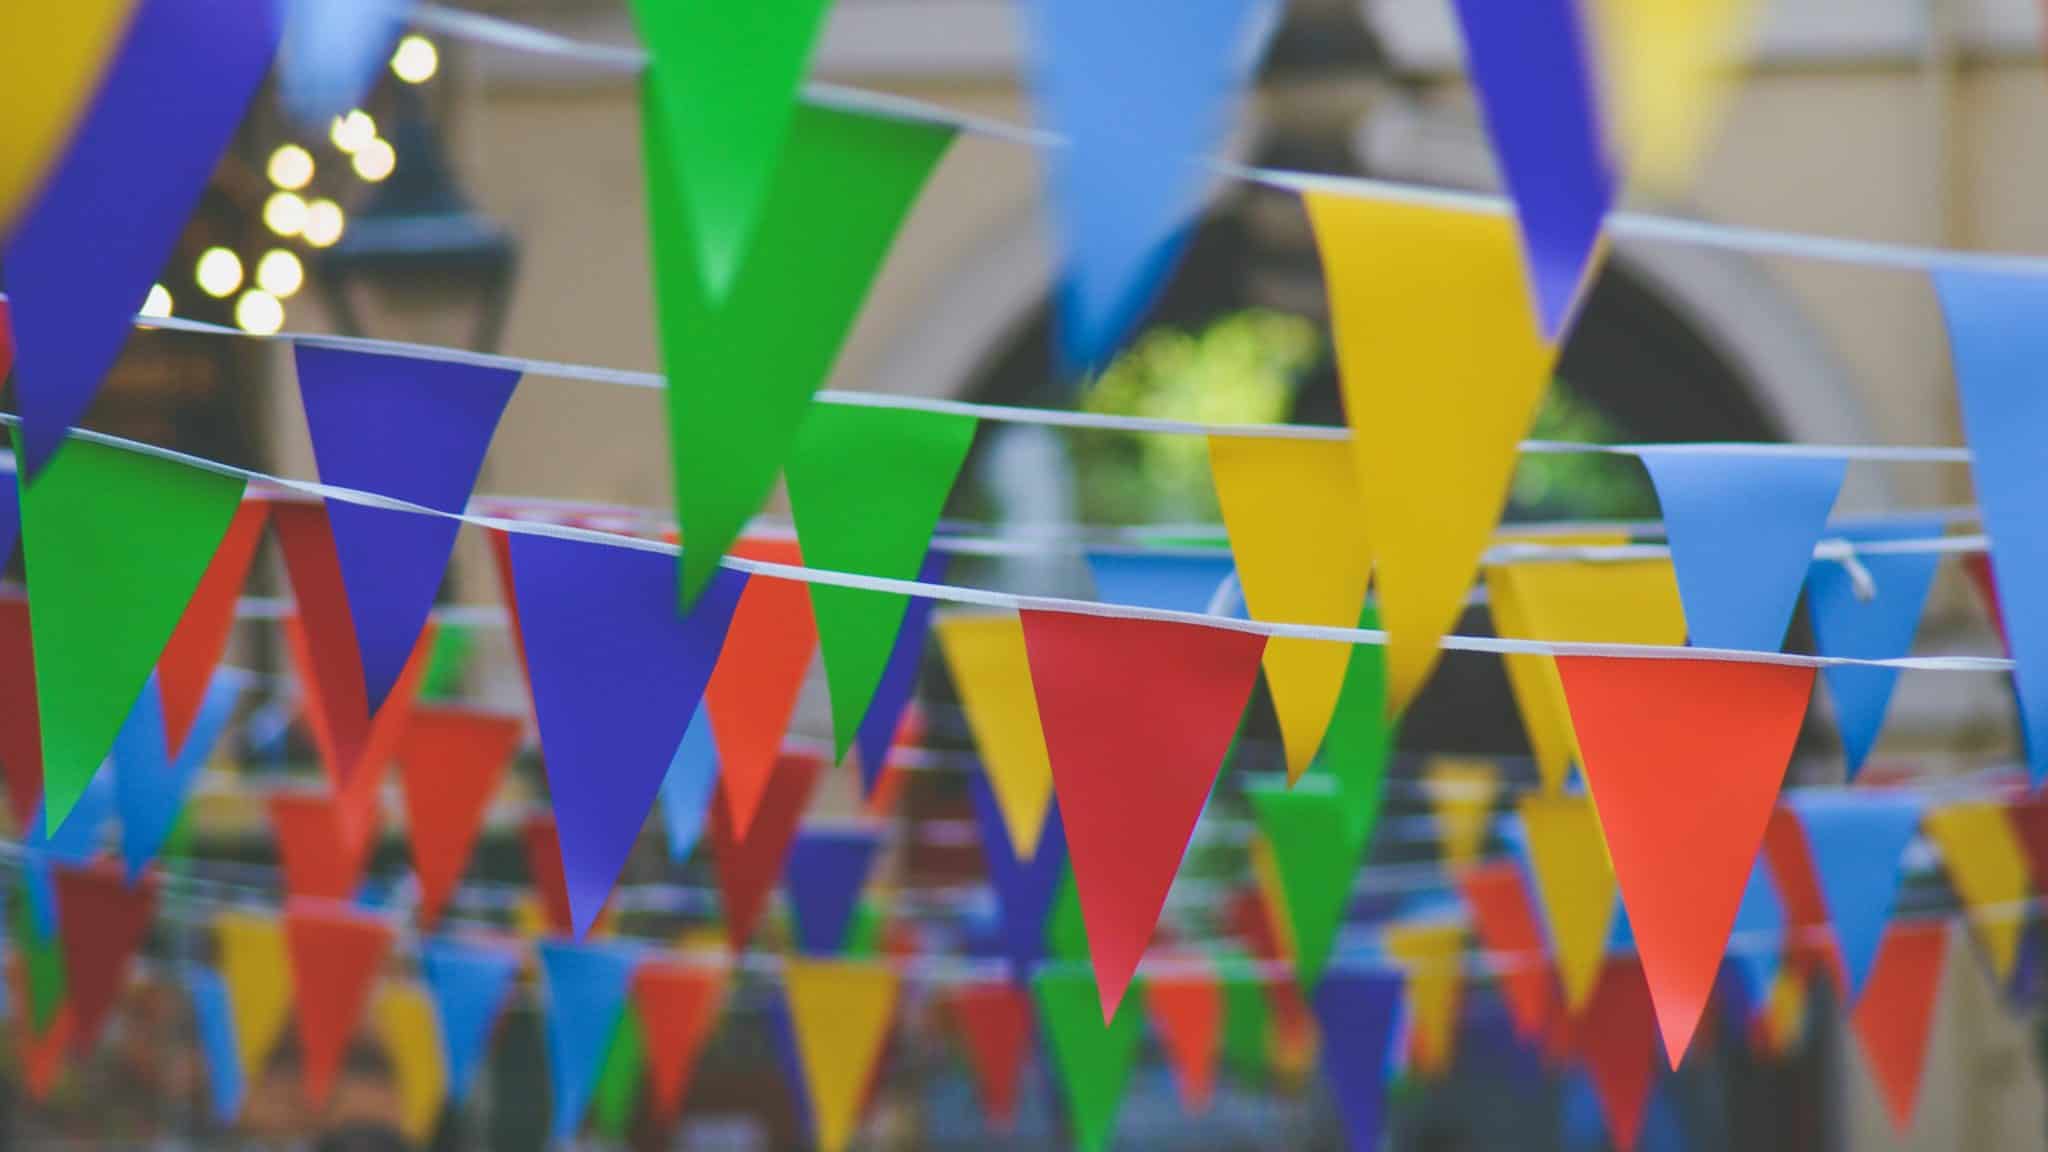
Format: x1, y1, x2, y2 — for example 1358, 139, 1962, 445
1312, 968, 1404, 1152
970, 773, 1067, 983
784, 826, 884, 955
854, 551, 946, 795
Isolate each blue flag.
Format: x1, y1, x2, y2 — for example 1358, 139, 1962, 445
1789, 791, 1922, 1001
113, 670, 245, 880
278, 0, 412, 127
297, 346, 521, 711
1933, 265, 2048, 783
1085, 550, 1238, 615
421, 936, 523, 1104
854, 551, 946, 796
970, 772, 1067, 983
1640, 450, 1846, 652
189, 968, 246, 1123
660, 704, 720, 865
1312, 967, 1404, 1152
4, 0, 280, 475
0, 470, 19, 572
508, 533, 745, 935
1806, 520, 1943, 776
538, 940, 638, 1143
784, 826, 884, 955
1728, 861, 1784, 1008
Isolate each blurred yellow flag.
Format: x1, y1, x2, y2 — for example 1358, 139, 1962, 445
1304, 193, 1556, 711
216, 910, 292, 1087
0, 2, 138, 230
1427, 758, 1499, 869
1924, 802, 2029, 982
1589, 0, 1761, 190
785, 958, 900, 1152
936, 614, 1054, 857
1384, 919, 1465, 1078
376, 983, 449, 1145
1209, 436, 1373, 780
1518, 793, 1618, 1010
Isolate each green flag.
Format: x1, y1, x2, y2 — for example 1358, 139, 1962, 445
629, 0, 833, 297
1310, 604, 1395, 848
1218, 956, 1270, 1085
1035, 966, 1144, 1152
17, 434, 245, 830
1249, 782, 1364, 994
593, 1006, 645, 1140
644, 81, 953, 608
1048, 867, 1090, 964
786, 403, 974, 758
13, 892, 63, 1032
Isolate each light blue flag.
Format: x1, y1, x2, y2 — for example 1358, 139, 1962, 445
1026, 0, 1274, 374
190, 968, 246, 1123
1640, 450, 1846, 653
660, 704, 720, 865
1085, 550, 1239, 616
421, 936, 523, 1105
1806, 520, 1943, 776
538, 940, 638, 1142
113, 670, 246, 880
1729, 861, 1785, 1007
1789, 791, 1922, 1002
278, 0, 414, 127
1933, 266, 2048, 784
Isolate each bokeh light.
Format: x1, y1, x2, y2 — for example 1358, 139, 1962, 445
263, 191, 307, 237
392, 35, 439, 84
234, 290, 284, 335
303, 199, 346, 248
330, 109, 376, 154
266, 144, 314, 191
256, 250, 305, 299
195, 247, 244, 298
141, 284, 173, 319
352, 136, 396, 182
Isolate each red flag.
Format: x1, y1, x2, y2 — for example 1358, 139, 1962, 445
1147, 959, 1223, 1113
1019, 609, 1264, 1020
1851, 921, 1947, 1133
271, 791, 380, 903
156, 500, 267, 751
633, 960, 729, 1128
2005, 797, 2048, 895
1557, 655, 1813, 1065
705, 541, 817, 838
1575, 956, 1659, 1152
485, 527, 532, 705
520, 815, 577, 936
10, 959, 70, 1103
949, 980, 1033, 1131
710, 753, 821, 951
1457, 861, 1559, 1043
53, 862, 158, 1054
1762, 806, 1846, 994
0, 300, 13, 384
0, 596, 43, 825
396, 706, 521, 928
283, 900, 394, 1107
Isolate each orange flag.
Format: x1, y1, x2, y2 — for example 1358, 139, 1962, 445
1458, 861, 1559, 1043
1558, 654, 1812, 1065
705, 540, 818, 838
633, 958, 729, 1128
1146, 957, 1223, 1113
396, 705, 522, 928
1850, 921, 1947, 1133
949, 981, 1033, 1131
157, 500, 267, 751
283, 901, 395, 1108
1575, 956, 1659, 1152
270, 790, 381, 904
519, 814, 579, 937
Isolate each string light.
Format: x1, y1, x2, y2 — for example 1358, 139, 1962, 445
194, 248, 243, 298
330, 109, 376, 154
352, 136, 396, 182
262, 191, 307, 237
141, 284, 174, 319
391, 34, 439, 84
266, 144, 314, 190
234, 290, 284, 335
255, 250, 305, 299
303, 199, 345, 248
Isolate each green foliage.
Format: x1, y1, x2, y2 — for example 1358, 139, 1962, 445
1509, 379, 1658, 518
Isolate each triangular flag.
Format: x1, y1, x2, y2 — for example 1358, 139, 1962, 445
283, 900, 395, 1107
1805, 522, 1943, 775
710, 753, 821, 951
786, 403, 975, 759
1220, 959, 1272, 1086
508, 531, 745, 936
277, 0, 409, 127
970, 771, 1067, 982
660, 704, 719, 864
936, 614, 1055, 858
420, 935, 522, 1105
0, 596, 46, 823
1587, 0, 1760, 190
396, 705, 522, 929
645, 85, 952, 608
375, 982, 448, 1146
703, 541, 816, 838
3, 0, 278, 474
1485, 552, 1685, 793
216, 910, 292, 1090
785, 826, 884, 955
1933, 266, 2048, 783
1308, 613, 1395, 848
1574, 956, 1659, 1152
1787, 791, 1922, 1002
270, 790, 378, 903
1025, 0, 1268, 371
784, 958, 899, 1152
1728, 861, 1786, 1013
1451, 0, 1614, 337
156, 500, 265, 752
1209, 436, 1373, 780
112, 669, 243, 880
1517, 792, 1618, 1011
1147, 956, 1223, 1113
1850, 921, 1947, 1133
854, 552, 946, 795
0, 1, 141, 232
1427, 758, 1498, 868
948, 980, 1033, 1131
519, 815, 578, 938
1248, 782, 1361, 994
18, 433, 246, 830
2007, 797, 2048, 896
1458, 861, 1559, 1043
1086, 549, 1237, 615
1923, 801, 2029, 982
1558, 654, 1813, 1063
1384, 918, 1466, 1078
296, 345, 520, 709
189, 968, 246, 1123
539, 940, 638, 1143
1638, 451, 1845, 653
1310, 968, 1403, 1152
633, 959, 728, 1129
52, 861, 156, 1053
1020, 609, 1265, 1020
1303, 193, 1557, 708
593, 1007, 645, 1141
1035, 966, 1144, 1152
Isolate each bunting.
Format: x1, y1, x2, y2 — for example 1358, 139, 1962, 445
949, 980, 1033, 1131
216, 910, 292, 1093
519, 816, 578, 937
283, 901, 396, 1107
1086, 550, 1237, 615
396, 706, 523, 928
703, 542, 816, 838
156, 500, 265, 752
971, 771, 1066, 982
420, 935, 522, 1105
710, 753, 821, 951
1575, 956, 1660, 1152
111, 669, 243, 880
1383, 918, 1466, 1078
1457, 861, 1559, 1043
1588, 0, 1761, 189
784, 958, 900, 1152
785, 826, 885, 955
1805, 522, 1944, 774
1788, 791, 1922, 1001
52, 862, 155, 1053
660, 704, 720, 865
189, 968, 245, 1123
1248, 782, 1361, 993
1850, 921, 1947, 1133
539, 940, 638, 1144
1036, 967, 1144, 1152
1427, 758, 1499, 868
1517, 792, 1618, 1011
1310, 968, 1403, 1152
1147, 956, 1223, 1113
375, 982, 448, 1145
633, 959, 728, 1129
0, 1, 140, 231
937, 614, 1056, 859
0, 597, 45, 824
1923, 801, 2029, 982
270, 790, 378, 903
854, 552, 946, 795
1728, 862, 1787, 1014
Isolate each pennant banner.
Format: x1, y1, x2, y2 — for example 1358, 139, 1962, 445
157, 500, 265, 752
1036, 967, 1144, 1152
786, 826, 884, 956
397, 705, 523, 929
854, 552, 946, 795
189, 968, 246, 1123
1384, 918, 1466, 1078
1517, 792, 1618, 1011
937, 614, 1056, 859
0, 2, 140, 232
216, 911, 292, 1093
375, 982, 448, 1146
539, 941, 638, 1144
710, 753, 821, 951
1851, 921, 1947, 1134
971, 771, 1066, 983
1589, 0, 1761, 189
1148, 957, 1223, 1114
284, 901, 396, 1107
420, 935, 522, 1105
1789, 791, 1922, 1002
1248, 782, 1360, 994
634, 959, 728, 1129
704, 542, 815, 839
1923, 801, 2029, 982
785, 958, 899, 1152
53, 862, 156, 1054
112, 670, 243, 880
950, 980, 1033, 1131
277, 0, 410, 126
1311, 968, 1403, 1152
1458, 861, 1559, 1044
1806, 522, 1943, 775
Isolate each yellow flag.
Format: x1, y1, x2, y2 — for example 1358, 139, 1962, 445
936, 614, 1054, 857
1761, 966, 1808, 1058
1487, 553, 1686, 792
376, 983, 449, 1146
1304, 193, 1557, 712
1517, 793, 1617, 1011
1209, 436, 1373, 780
216, 910, 292, 1087
0, 1, 138, 231
1588, 0, 1761, 190
784, 958, 900, 1152
1427, 758, 1499, 869
1383, 919, 1465, 1079
1924, 802, 2029, 982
